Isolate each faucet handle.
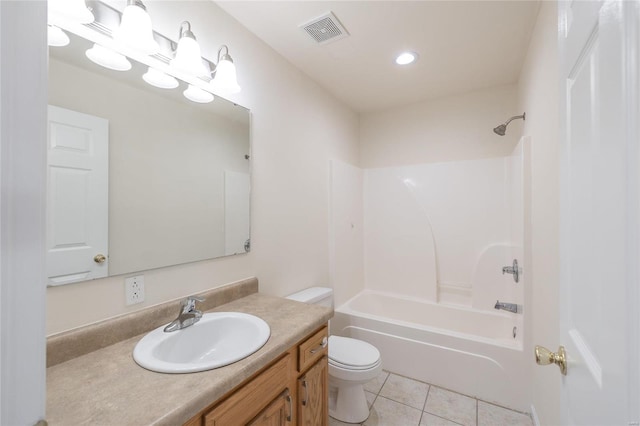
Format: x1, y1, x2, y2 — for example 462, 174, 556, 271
181, 296, 205, 312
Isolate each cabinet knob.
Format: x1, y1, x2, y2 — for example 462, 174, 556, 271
310, 336, 328, 354
93, 254, 106, 264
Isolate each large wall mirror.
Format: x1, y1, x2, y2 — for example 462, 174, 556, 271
47, 31, 251, 286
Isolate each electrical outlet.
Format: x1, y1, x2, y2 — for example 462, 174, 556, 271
125, 275, 145, 305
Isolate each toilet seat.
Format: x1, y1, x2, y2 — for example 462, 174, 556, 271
328, 335, 381, 370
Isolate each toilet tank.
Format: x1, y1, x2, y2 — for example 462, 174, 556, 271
286, 287, 333, 308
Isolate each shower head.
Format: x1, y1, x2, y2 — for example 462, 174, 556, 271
493, 124, 507, 136
493, 112, 526, 136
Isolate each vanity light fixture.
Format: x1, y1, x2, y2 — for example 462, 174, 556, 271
395, 51, 418, 65
170, 21, 208, 77
183, 84, 214, 103
48, 0, 94, 24
113, 0, 159, 55
86, 44, 132, 71
48, 25, 70, 47
142, 67, 179, 89
210, 45, 241, 94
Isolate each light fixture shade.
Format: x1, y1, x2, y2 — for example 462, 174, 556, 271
211, 58, 241, 94
142, 67, 179, 89
48, 0, 94, 24
183, 85, 214, 103
113, 1, 159, 55
170, 23, 208, 77
86, 44, 132, 71
48, 25, 70, 47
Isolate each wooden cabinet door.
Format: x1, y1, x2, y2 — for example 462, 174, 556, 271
248, 390, 292, 426
297, 357, 328, 426
204, 354, 291, 426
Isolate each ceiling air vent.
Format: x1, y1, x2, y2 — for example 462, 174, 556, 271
300, 12, 349, 45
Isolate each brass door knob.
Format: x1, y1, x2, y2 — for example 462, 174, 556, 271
535, 345, 567, 375
93, 254, 107, 264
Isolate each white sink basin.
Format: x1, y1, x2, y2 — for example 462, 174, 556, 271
133, 312, 270, 373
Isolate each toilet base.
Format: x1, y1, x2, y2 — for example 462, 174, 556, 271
328, 382, 370, 423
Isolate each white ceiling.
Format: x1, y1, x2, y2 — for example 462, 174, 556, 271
216, 1, 541, 113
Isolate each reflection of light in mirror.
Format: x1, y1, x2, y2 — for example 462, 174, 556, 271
86, 44, 132, 71
48, 25, 70, 47
183, 84, 214, 103
49, 0, 94, 24
143, 67, 179, 89
403, 178, 417, 188
170, 22, 208, 77
113, 0, 159, 55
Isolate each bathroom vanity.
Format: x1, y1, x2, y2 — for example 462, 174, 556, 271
192, 326, 328, 425
46, 279, 332, 425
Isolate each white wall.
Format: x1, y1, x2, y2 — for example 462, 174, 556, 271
360, 84, 520, 168
329, 160, 364, 307
47, 1, 359, 334
516, 2, 560, 424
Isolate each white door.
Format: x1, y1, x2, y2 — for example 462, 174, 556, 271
557, 0, 639, 424
47, 105, 109, 285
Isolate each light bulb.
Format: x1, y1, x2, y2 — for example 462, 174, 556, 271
170, 22, 208, 77
211, 58, 241, 94
113, 1, 159, 55
85, 44, 132, 71
183, 85, 214, 103
395, 52, 418, 65
48, 25, 70, 47
142, 67, 179, 89
48, 0, 94, 24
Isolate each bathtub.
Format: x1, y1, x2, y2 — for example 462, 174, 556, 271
331, 290, 529, 412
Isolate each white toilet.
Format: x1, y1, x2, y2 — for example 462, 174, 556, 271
286, 287, 382, 424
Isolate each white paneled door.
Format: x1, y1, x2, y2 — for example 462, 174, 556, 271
558, 0, 639, 424
47, 105, 109, 285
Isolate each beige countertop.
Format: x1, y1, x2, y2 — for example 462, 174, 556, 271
46, 293, 333, 425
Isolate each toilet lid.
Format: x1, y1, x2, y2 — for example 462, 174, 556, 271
329, 335, 380, 369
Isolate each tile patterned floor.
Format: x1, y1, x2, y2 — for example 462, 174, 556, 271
330, 371, 533, 426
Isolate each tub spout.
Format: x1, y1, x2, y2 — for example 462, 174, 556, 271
494, 300, 519, 314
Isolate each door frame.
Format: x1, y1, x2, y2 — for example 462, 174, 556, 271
0, 1, 48, 424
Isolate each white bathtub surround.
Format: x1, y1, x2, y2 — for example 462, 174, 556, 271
331, 371, 533, 426
363, 144, 525, 308
333, 290, 528, 411
330, 140, 527, 311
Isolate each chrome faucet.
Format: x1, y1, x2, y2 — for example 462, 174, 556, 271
494, 300, 519, 314
164, 296, 204, 332
502, 259, 521, 283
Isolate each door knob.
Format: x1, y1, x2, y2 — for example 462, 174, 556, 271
535, 345, 567, 375
93, 254, 107, 264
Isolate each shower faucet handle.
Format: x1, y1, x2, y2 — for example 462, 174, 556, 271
502, 259, 521, 283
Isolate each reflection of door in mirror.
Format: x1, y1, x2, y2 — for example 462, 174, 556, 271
224, 171, 250, 255
46, 105, 109, 286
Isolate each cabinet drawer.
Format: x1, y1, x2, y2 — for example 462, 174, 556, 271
204, 353, 292, 426
298, 327, 328, 373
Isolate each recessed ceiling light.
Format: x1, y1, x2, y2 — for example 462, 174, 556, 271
395, 52, 418, 65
